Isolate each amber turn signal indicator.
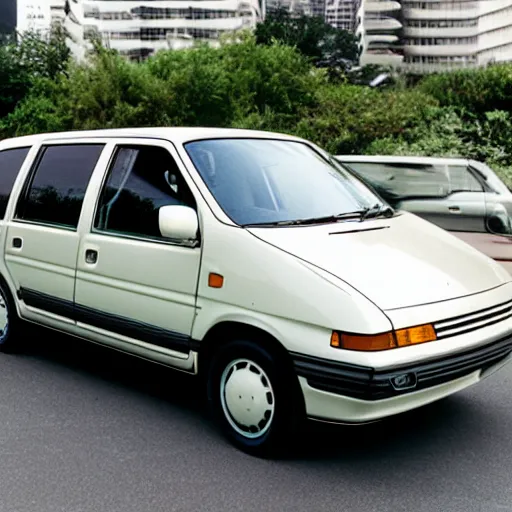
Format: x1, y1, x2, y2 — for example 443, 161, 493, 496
339, 332, 396, 351
330, 332, 341, 348
395, 324, 436, 347
208, 273, 224, 288
331, 324, 437, 351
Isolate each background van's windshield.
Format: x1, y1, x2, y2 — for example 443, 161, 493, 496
184, 138, 382, 226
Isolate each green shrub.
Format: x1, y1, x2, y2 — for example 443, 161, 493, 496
291, 84, 438, 154
2, 28, 512, 179
0, 26, 70, 119
1, 34, 323, 136
419, 64, 512, 116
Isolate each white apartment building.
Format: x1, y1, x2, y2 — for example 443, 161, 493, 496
310, 0, 327, 17
357, 0, 404, 66
478, 0, 512, 65
17, 0, 66, 34
325, 0, 357, 30
357, 0, 512, 72
63, 0, 263, 61
401, 0, 480, 72
17, 0, 52, 33
264, 0, 312, 16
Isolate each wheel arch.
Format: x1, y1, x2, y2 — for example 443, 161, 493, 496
0, 271, 19, 311
197, 320, 295, 379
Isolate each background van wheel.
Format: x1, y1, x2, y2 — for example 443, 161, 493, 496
207, 339, 305, 457
0, 279, 21, 353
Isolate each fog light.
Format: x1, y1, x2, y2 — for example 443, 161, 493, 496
390, 373, 417, 391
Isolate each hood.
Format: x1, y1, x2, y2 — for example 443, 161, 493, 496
248, 212, 511, 311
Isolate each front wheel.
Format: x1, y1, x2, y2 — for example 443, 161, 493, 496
207, 339, 304, 457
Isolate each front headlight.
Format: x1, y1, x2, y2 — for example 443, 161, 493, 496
330, 324, 437, 351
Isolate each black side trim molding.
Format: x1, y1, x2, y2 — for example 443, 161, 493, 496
20, 287, 75, 319
19, 287, 191, 354
292, 334, 512, 401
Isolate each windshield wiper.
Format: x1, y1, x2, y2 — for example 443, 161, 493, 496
360, 203, 394, 221
243, 210, 369, 227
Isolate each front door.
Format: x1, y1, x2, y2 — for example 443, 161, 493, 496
74, 140, 202, 358
5, 142, 106, 324
399, 163, 489, 233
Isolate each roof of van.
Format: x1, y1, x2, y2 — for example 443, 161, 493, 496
0, 127, 303, 148
336, 155, 470, 166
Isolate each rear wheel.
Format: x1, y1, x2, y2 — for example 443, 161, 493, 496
207, 339, 304, 457
0, 279, 20, 353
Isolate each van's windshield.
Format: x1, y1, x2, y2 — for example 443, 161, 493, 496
184, 138, 388, 226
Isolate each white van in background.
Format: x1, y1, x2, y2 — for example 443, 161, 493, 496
336, 155, 512, 275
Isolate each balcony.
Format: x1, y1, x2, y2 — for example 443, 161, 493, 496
478, 31, 512, 53
95, 17, 245, 30
93, 0, 249, 13
361, 50, 404, 65
404, 27, 478, 38
404, 43, 477, 56
365, 0, 401, 13
366, 34, 400, 45
478, 46, 512, 66
364, 17, 402, 31
479, 0, 512, 17
401, 60, 478, 73
402, 8, 478, 20
479, 17, 512, 35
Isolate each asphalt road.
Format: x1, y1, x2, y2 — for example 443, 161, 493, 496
1, 330, 511, 512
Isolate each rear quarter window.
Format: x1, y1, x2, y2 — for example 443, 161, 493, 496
0, 147, 31, 219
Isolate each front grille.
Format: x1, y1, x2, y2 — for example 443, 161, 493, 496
292, 334, 512, 401
434, 298, 512, 340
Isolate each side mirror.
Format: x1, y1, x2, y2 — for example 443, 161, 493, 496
158, 205, 198, 241
486, 203, 512, 236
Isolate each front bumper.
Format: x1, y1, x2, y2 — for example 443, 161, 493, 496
293, 335, 512, 423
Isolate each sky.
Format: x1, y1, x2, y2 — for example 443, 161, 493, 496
0, 0, 17, 33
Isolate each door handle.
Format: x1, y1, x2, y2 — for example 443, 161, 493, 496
12, 237, 22, 249
448, 206, 461, 214
85, 249, 98, 264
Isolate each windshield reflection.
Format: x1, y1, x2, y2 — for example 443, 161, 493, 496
184, 138, 385, 226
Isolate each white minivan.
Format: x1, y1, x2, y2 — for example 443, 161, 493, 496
0, 128, 511, 456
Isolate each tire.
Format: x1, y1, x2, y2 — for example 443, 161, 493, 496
0, 278, 21, 353
207, 338, 305, 457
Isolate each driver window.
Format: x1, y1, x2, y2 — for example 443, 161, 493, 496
447, 165, 484, 192
347, 162, 450, 200
94, 145, 196, 240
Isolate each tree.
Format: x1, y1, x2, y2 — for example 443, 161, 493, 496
15, 24, 71, 80
1, 34, 324, 136
254, 8, 359, 74
0, 25, 70, 119
419, 63, 512, 116
0, 43, 31, 119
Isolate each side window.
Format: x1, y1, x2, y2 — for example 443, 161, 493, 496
94, 145, 196, 240
448, 165, 484, 192
346, 162, 450, 202
16, 144, 105, 229
0, 147, 31, 219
